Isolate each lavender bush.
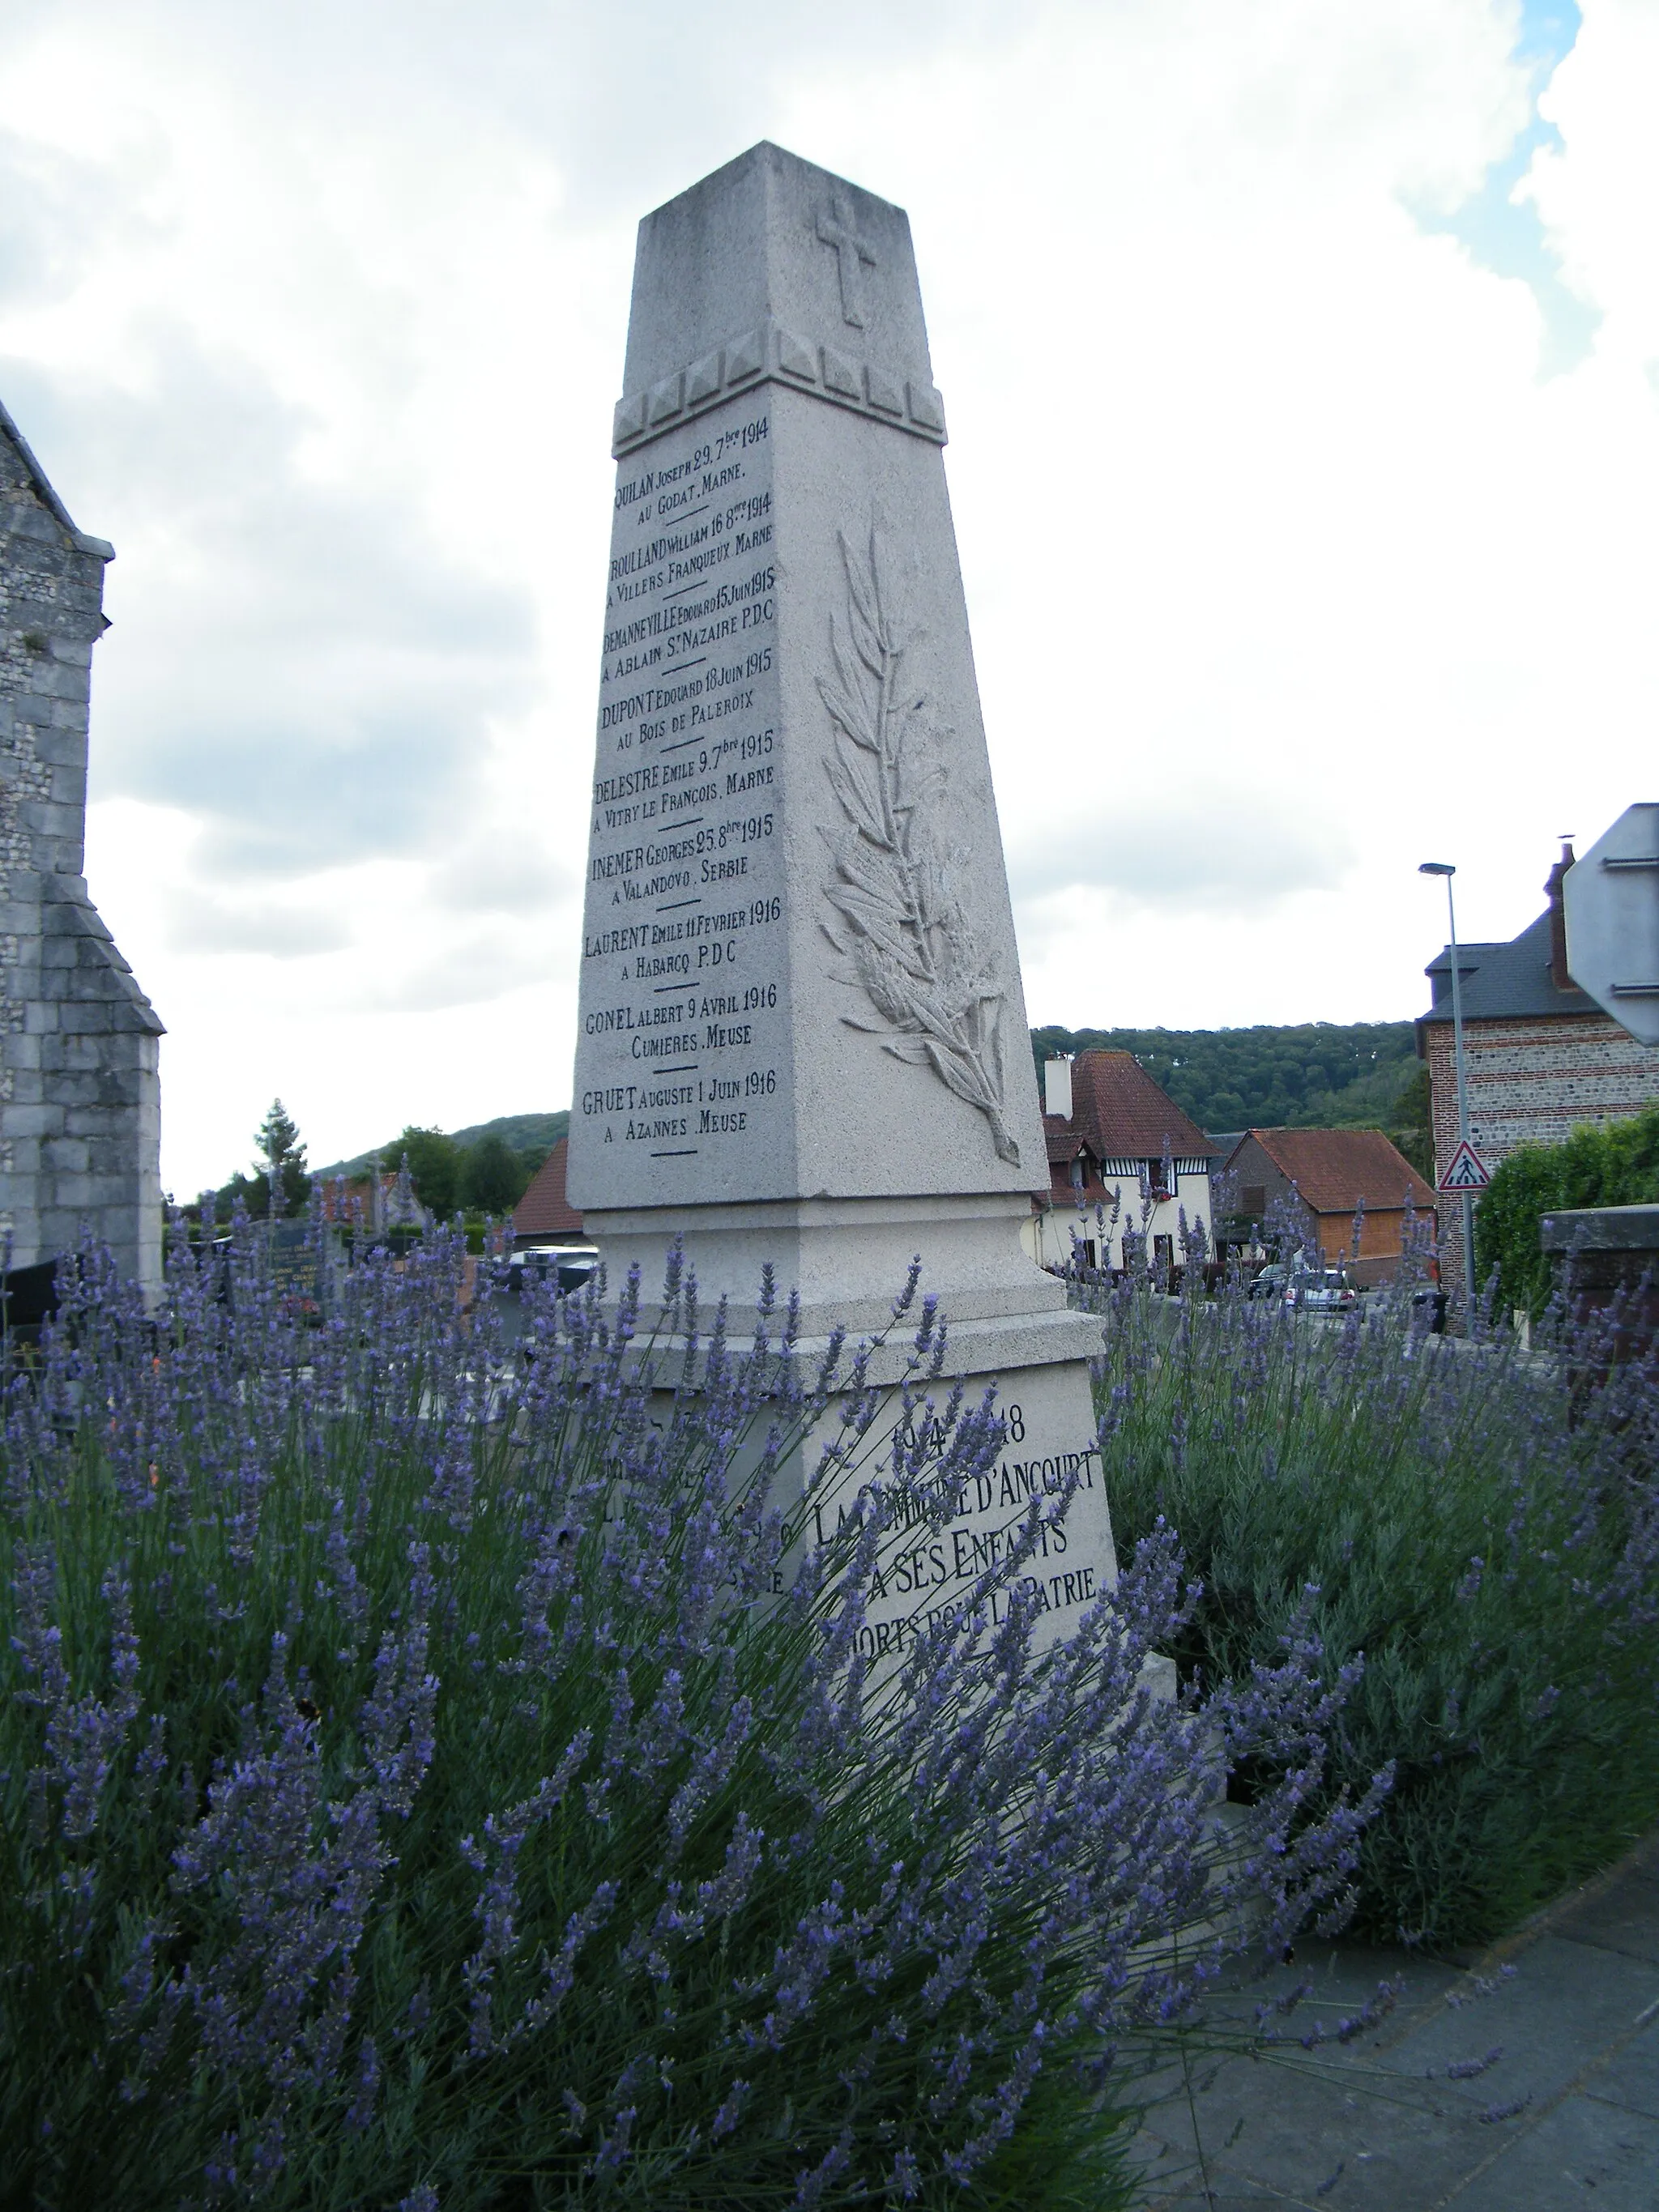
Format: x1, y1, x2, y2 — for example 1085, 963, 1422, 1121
1090, 1252, 1659, 1951
2, 1210, 1373, 2210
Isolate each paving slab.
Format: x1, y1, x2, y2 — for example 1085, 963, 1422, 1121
1137, 2056, 1508, 2210
1549, 1869, 1659, 1968
1132, 1829, 1659, 2210
1589, 2014, 1659, 2121
1370, 1934, 1658, 2108
1441, 2091, 1659, 2210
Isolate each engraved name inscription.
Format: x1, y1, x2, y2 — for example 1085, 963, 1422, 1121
576, 403, 784, 1185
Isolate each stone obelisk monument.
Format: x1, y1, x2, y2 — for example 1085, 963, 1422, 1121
570, 144, 1115, 1647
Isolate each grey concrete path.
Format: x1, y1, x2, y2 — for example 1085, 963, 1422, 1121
1130, 1831, 1659, 2210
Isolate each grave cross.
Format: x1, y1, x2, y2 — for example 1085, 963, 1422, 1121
816, 192, 878, 328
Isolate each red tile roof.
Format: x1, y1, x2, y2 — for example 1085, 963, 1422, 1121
1230, 1127, 1435, 1216
316, 1173, 392, 1223
513, 1137, 584, 1240
1063, 1051, 1214, 1161
1044, 1124, 1088, 1164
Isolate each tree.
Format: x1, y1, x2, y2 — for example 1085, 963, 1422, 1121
1387, 1063, 1434, 1182
461, 1131, 529, 1216
255, 1098, 309, 1217
394, 1127, 463, 1221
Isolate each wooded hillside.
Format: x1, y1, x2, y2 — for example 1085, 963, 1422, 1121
313, 1110, 569, 1186
1030, 1021, 1422, 1139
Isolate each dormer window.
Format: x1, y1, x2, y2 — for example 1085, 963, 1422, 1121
1070, 1156, 1085, 1190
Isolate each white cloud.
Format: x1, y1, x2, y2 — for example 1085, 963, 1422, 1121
8, 1, 1659, 1187
1007, 788, 1346, 918
160, 885, 353, 960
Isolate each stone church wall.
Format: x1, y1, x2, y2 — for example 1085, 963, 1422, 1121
0, 400, 163, 1295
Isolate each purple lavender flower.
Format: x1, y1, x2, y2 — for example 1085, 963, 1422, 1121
0, 1214, 1405, 2208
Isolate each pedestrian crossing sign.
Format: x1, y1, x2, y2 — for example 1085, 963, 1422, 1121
1438, 1140, 1490, 1192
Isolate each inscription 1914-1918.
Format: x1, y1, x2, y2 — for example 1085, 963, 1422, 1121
574, 404, 787, 1190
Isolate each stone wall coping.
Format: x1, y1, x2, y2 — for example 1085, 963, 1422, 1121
1540, 1204, 1659, 1253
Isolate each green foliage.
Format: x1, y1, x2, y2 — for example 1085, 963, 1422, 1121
211, 1099, 310, 1221
394, 1125, 463, 1219
1098, 1277, 1659, 1952
0, 1245, 1126, 2207
1475, 1105, 1659, 1319
257, 1097, 308, 1196
1030, 1021, 1420, 1136
6, 1234, 1379, 2212
459, 1130, 530, 1215
212, 1170, 267, 1223
1387, 1063, 1434, 1182
219, 1105, 557, 1232
389, 1130, 533, 1221
314, 1110, 569, 1187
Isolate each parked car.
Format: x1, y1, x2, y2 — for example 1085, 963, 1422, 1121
1285, 1268, 1358, 1315
1248, 1264, 1290, 1301
509, 1244, 600, 1296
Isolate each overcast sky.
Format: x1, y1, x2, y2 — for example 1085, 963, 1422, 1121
2, 0, 1652, 1192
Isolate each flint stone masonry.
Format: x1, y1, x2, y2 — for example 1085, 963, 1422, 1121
0, 398, 162, 1295
569, 143, 1115, 1656
1423, 1013, 1659, 1304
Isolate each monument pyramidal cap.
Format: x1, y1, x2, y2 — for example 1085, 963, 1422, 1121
569, 141, 1099, 1379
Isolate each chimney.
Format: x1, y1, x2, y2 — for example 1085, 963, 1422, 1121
1043, 1055, 1073, 1119
1546, 840, 1576, 991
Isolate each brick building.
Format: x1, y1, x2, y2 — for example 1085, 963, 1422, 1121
1418, 844, 1659, 1302
1221, 1126, 1435, 1287
1022, 1051, 1216, 1275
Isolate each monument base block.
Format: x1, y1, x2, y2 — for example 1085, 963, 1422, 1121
584, 1190, 1078, 1340
598, 1199, 1119, 1656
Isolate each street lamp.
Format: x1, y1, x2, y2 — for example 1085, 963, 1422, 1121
1419, 861, 1474, 1319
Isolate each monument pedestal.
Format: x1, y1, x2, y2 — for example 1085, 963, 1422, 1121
789, 1315, 1115, 1664
586, 1190, 1080, 1340
607, 1205, 1118, 1659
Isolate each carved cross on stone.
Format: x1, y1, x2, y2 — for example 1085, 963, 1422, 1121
816, 193, 878, 329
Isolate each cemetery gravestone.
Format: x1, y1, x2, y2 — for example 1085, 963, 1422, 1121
569, 143, 1118, 1655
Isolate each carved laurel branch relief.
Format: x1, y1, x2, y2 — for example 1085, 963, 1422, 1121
818, 520, 1020, 1167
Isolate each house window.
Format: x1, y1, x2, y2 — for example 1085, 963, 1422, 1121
1145, 1161, 1171, 1200
1070, 1157, 1085, 1190
1153, 1233, 1174, 1278
1242, 1184, 1266, 1217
